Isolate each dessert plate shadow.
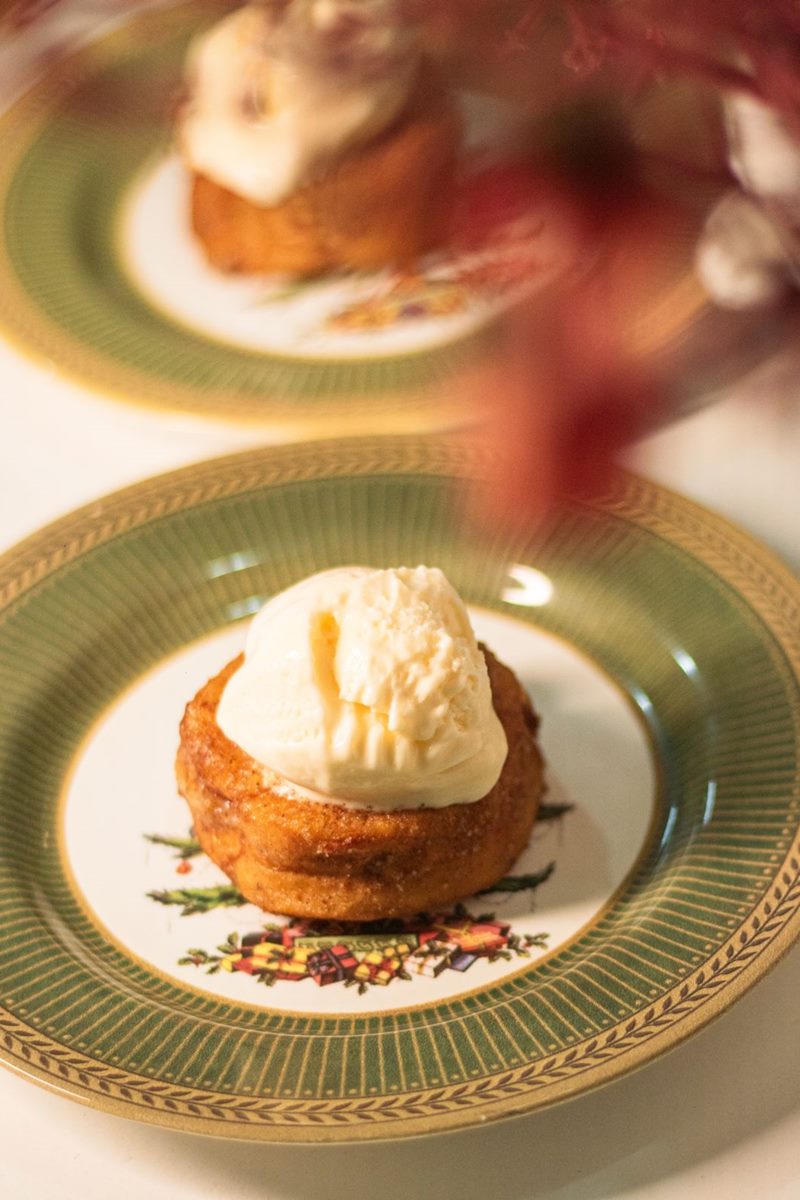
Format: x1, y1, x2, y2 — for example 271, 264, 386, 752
1, 436, 799, 1142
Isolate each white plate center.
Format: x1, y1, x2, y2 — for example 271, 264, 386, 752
117, 95, 569, 360
62, 608, 657, 1014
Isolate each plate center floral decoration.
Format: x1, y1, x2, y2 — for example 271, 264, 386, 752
149, 827, 555, 995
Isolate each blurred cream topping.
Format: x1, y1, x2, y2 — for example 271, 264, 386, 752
695, 188, 791, 308
216, 566, 509, 809
725, 93, 800, 203
696, 92, 800, 308
179, 1, 419, 206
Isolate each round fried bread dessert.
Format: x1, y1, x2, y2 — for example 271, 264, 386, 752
189, 65, 460, 276
176, 646, 544, 920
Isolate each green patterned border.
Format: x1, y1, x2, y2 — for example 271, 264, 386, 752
1, 437, 799, 1141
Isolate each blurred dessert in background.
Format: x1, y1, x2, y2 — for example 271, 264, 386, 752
178, 0, 461, 275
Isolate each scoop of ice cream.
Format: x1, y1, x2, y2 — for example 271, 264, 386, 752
725, 93, 800, 204
179, 1, 420, 206
695, 188, 792, 308
694, 91, 800, 309
216, 566, 509, 809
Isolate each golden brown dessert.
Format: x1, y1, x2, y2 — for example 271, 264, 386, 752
176, 647, 544, 921
190, 68, 460, 275
180, 2, 461, 276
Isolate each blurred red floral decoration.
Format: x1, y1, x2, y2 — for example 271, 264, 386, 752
427, 0, 800, 515
416, 0, 800, 120
5, 0, 800, 108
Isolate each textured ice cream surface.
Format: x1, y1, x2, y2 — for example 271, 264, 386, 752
216, 566, 509, 809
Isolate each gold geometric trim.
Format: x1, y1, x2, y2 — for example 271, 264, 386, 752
3, 851, 799, 1140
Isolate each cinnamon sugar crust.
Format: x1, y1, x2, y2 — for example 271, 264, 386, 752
176, 646, 545, 920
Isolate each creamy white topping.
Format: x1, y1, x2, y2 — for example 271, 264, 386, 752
179, 1, 419, 206
726, 93, 800, 203
695, 90, 800, 309
216, 566, 509, 810
696, 189, 790, 308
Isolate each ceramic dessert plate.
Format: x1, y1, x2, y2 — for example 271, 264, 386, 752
0, 1, 544, 426
0, 2, 706, 426
1, 437, 799, 1143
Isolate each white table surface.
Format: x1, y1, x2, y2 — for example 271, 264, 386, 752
1, 328, 800, 1200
